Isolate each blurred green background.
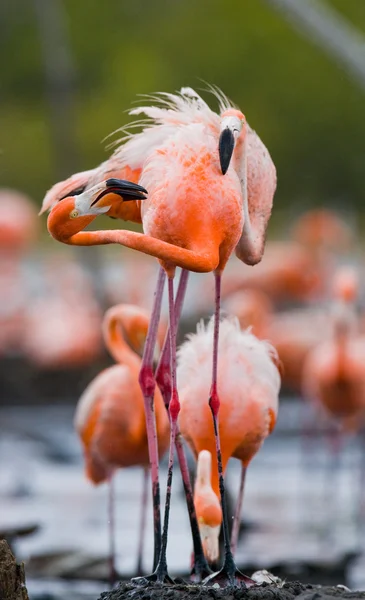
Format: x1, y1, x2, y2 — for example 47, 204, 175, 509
1, 0, 365, 223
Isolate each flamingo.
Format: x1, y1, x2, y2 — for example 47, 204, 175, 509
74, 303, 170, 581
23, 257, 103, 369
45, 86, 276, 585
302, 267, 364, 428
0, 188, 38, 253
301, 267, 365, 530
0, 189, 38, 356
178, 317, 281, 566
222, 289, 274, 339
41, 154, 210, 581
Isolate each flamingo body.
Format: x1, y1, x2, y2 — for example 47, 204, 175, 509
139, 124, 243, 274
303, 338, 365, 424
75, 304, 170, 484
75, 365, 162, 482
178, 318, 280, 511
302, 268, 365, 429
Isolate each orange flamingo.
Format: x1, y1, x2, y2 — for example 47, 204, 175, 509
0, 188, 38, 253
45, 87, 276, 585
42, 161, 210, 580
222, 289, 274, 339
24, 257, 103, 369
74, 303, 170, 580
301, 268, 365, 527
178, 317, 281, 566
0, 189, 38, 356
302, 267, 364, 429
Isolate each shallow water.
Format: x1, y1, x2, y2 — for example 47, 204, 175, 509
1, 401, 365, 599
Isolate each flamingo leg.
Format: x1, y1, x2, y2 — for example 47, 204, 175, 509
138, 266, 166, 570
107, 474, 117, 586
135, 467, 149, 576
230, 463, 247, 557
323, 424, 342, 548
151, 275, 180, 583
356, 428, 365, 540
204, 273, 254, 588
156, 269, 211, 581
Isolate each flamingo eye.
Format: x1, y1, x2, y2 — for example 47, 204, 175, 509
69, 209, 79, 219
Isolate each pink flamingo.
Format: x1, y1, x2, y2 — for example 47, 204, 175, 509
178, 317, 281, 564
45, 86, 276, 585
23, 258, 103, 369
302, 267, 364, 428
75, 303, 170, 581
0, 188, 38, 253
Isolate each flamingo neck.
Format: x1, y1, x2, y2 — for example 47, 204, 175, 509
234, 135, 263, 265
332, 301, 356, 378
103, 315, 141, 370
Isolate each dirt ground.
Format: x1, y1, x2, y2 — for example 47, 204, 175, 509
99, 580, 365, 600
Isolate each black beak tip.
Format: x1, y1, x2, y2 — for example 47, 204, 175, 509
103, 178, 148, 201
106, 178, 148, 195
219, 128, 235, 176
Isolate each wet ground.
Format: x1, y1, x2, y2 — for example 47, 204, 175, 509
100, 580, 365, 600
1, 401, 365, 599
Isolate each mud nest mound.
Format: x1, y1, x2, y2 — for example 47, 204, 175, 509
99, 580, 365, 600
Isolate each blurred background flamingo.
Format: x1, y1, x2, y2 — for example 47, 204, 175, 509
74, 303, 170, 581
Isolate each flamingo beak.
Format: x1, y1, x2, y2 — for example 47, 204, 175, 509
93, 178, 148, 204
218, 116, 242, 175
199, 523, 221, 563
74, 179, 148, 216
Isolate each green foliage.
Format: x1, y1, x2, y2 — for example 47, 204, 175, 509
1, 0, 365, 218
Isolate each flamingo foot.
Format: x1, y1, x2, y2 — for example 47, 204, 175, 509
132, 562, 175, 585
190, 554, 212, 583
203, 565, 255, 588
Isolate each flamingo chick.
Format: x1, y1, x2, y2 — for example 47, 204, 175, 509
178, 317, 281, 564
74, 304, 170, 580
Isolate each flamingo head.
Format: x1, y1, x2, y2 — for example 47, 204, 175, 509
47, 179, 147, 242
71, 178, 147, 215
219, 109, 247, 175
333, 266, 358, 304
194, 450, 222, 563
40, 169, 95, 215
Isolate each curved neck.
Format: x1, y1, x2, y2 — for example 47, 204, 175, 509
103, 313, 141, 370
48, 225, 219, 275
234, 134, 268, 266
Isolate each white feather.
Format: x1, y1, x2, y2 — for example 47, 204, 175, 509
108, 87, 228, 172
177, 316, 280, 406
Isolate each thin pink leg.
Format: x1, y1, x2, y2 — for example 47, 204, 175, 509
205, 273, 253, 588
153, 275, 179, 582
230, 463, 247, 557
136, 467, 149, 576
156, 269, 211, 581
107, 474, 116, 586
155, 268, 189, 407
138, 266, 166, 570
